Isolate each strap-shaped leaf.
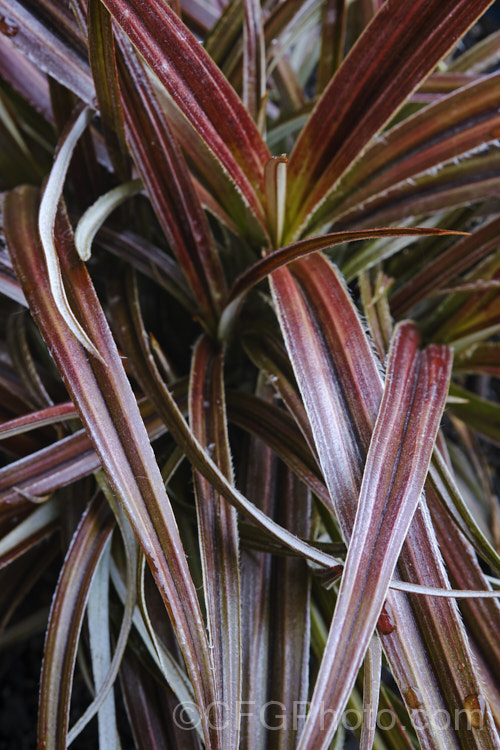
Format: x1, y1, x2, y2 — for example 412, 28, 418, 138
227, 390, 331, 511
189, 337, 241, 750
38, 493, 115, 748
238, 379, 311, 749
0, 251, 26, 306
285, 0, 496, 240
74, 0, 227, 323
88, 0, 130, 181
270, 259, 381, 519
226, 226, 466, 305
242, 0, 266, 122
0, 0, 94, 107
0, 401, 164, 509
414, 71, 478, 101
455, 342, 500, 377
449, 29, 500, 74
426, 481, 500, 691
242, 330, 319, 464
317, 73, 500, 229
204, 0, 244, 73
119, 642, 202, 750
449, 384, 500, 445
83, 541, 120, 746
240, 381, 277, 750
391, 215, 500, 318
268, 467, 311, 750
330, 151, 500, 231
429, 450, 500, 577
106, 270, 337, 569
100, 0, 270, 219
223, 0, 319, 93
4, 185, 218, 749
428, 252, 500, 348
96, 226, 194, 310
143, 71, 267, 241
117, 42, 227, 328
360, 636, 382, 750
0, 499, 58, 569
317, 0, 346, 93
296, 322, 452, 748
0, 429, 102, 509
270, 253, 500, 748
0, 33, 52, 120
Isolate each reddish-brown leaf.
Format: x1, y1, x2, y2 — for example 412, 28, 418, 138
391, 215, 500, 318
189, 337, 241, 749
296, 323, 452, 747
0, 0, 94, 108
88, 0, 130, 181
38, 493, 115, 748
270, 253, 499, 748
100, 0, 270, 219
117, 41, 227, 328
285, 0, 496, 240
319, 73, 500, 228
227, 227, 467, 305
4, 185, 218, 749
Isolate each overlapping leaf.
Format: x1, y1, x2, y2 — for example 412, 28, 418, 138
426, 481, 500, 683
38, 493, 114, 748
106, 270, 336, 569
116, 42, 227, 329
390, 215, 500, 318
226, 226, 467, 306
296, 322, 452, 748
317, 73, 500, 229
239, 384, 276, 750
285, 0, 496, 240
1, 0, 500, 747
227, 389, 331, 509
242, 0, 266, 122
189, 337, 241, 749
0, 0, 94, 107
454, 342, 500, 376
329, 151, 500, 231
270, 253, 499, 748
267, 467, 311, 750
316, 0, 346, 93
449, 384, 500, 445
4, 185, 219, 749
87, 0, 130, 181
100, 0, 270, 222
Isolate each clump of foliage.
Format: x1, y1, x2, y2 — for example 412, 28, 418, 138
1, 0, 500, 748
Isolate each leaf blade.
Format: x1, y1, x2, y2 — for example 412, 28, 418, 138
270, 253, 499, 748
4, 185, 218, 749
189, 337, 241, 750
101, 0, 270, 221
285, 0, 496, 240
116, 42, 227, 327
296, 323, 452, 748
38, 493, 115, 748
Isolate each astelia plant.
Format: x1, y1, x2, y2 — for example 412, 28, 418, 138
0, 0, 500, 747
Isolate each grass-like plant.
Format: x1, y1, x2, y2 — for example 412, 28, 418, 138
1, 0, 500, 748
